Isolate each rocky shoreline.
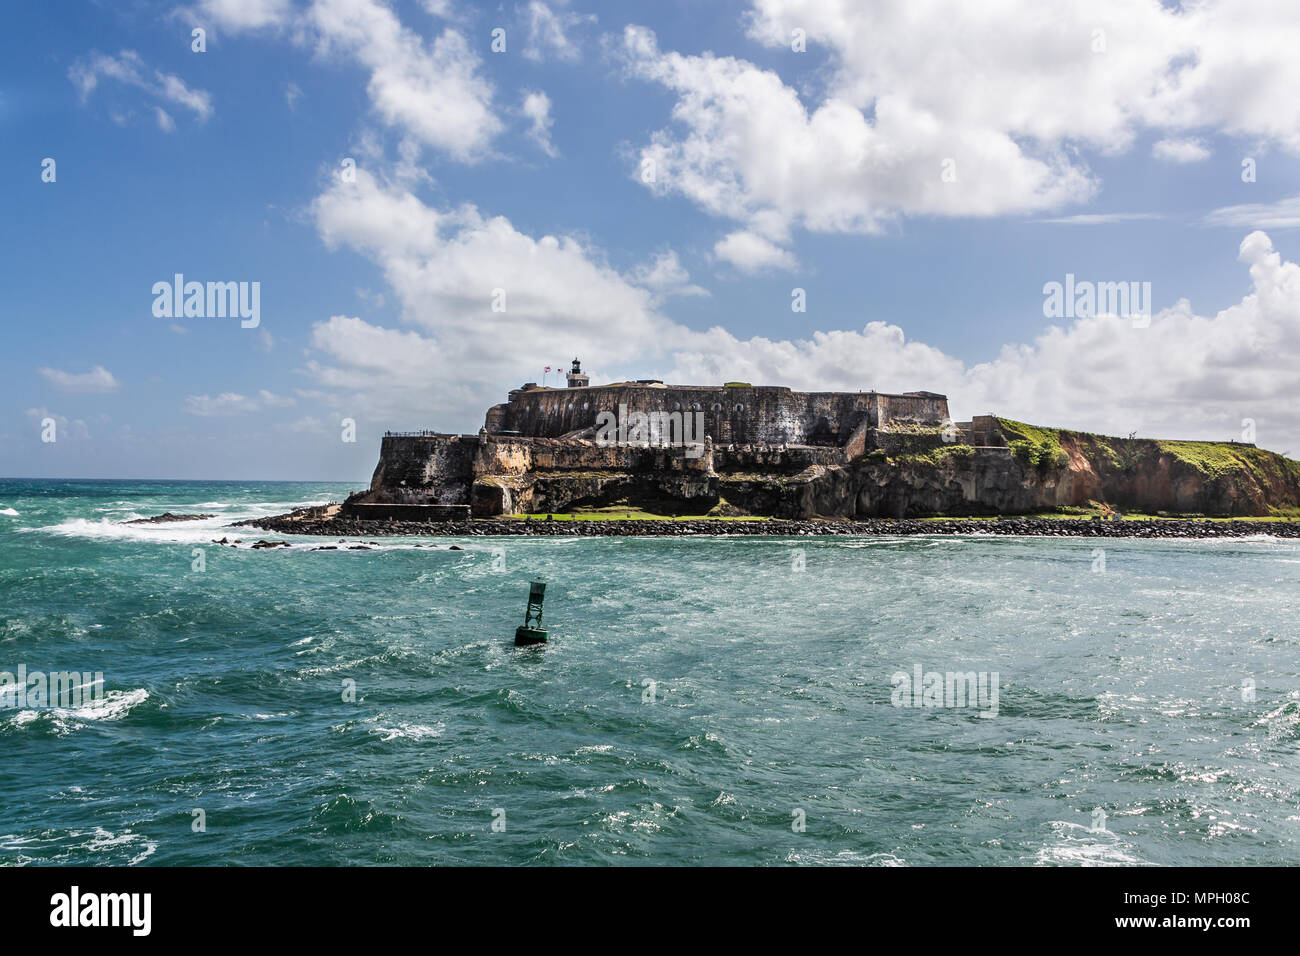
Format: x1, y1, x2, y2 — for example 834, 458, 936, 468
234, 506, 1300, 539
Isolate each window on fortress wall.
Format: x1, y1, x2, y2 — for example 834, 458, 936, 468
711, 402, 722, 412
673, 401, 681, 410
691, 402, 701, 411
735, 403, 745, 412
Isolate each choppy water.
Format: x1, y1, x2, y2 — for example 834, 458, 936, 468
1, 478, 1297, 866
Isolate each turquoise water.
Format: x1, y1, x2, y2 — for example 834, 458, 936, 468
1, 478, 1298, 866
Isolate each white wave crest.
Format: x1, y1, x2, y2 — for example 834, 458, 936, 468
371, 721, 445, 741
7, 688, 149, 735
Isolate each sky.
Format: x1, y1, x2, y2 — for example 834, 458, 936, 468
3, 0, 1300, 480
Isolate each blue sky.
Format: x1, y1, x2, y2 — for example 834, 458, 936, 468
4, 0, 1300, 479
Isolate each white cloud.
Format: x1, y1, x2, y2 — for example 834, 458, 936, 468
1038, 212, 1164, 225
621, 23, 1094, 249
713, 230, 798, 273
631, 250, 709, 299
521, 89, 557, 157
194, 0, 292, 30
194, 0, 503, 162
154, 107, 176, 132
184, 390, 295, 415
1204, 196, 1300, 230
1152, 137, 1211, 163
38, 365, 120, 393
69, 50, 213, 122
307, 0, 501, 161
306, 170, 685, 423
623, 1, 1300, 259
521, 0, 593, 62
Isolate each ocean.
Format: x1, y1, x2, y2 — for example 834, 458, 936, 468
1, 478, 1297, 866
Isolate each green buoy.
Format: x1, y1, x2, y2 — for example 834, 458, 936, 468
514, 578, 548, 645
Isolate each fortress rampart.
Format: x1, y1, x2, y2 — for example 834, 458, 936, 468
492, 383, 948, 445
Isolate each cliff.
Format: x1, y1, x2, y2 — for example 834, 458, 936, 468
798, 420, 1300, 519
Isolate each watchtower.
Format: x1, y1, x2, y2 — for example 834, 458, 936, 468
566, 357, 589, 388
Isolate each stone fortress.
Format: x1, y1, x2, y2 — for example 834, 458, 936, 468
343, 359, 1300, 520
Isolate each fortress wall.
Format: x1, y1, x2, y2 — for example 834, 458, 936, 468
474, 438, 533, 476
368, 434, 476, 503
484, 404, 508, 432
481, 437, 715, 474
842, 419, 872, 461
874, 393, 950, 425
496, 385, 940, 445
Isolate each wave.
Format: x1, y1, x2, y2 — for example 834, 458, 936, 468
32, 516, 239, 545
0, 507, 18, 516
370, 720, 446, 741
4, 688, 150, 736
28, 515, 470, 550
1034, 820, 1147, 866
0, 826, 158, 866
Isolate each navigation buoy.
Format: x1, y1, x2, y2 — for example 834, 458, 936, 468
514, 578, 548, 645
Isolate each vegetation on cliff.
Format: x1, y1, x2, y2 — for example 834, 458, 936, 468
994, 418, 1300, 516
998, 419, 1070, 470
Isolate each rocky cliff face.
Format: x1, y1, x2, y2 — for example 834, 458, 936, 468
790, 427, 1300, 518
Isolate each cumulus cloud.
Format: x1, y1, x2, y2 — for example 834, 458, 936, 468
193, 0, 502, 161
306, 0, 501, 161
623, 0, 1300, 258
621, 23, 1094, 246
38, 365, 120, 393
305, 169, 694, 424
69, 50, 213, 123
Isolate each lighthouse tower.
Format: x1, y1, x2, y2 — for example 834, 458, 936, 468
566, 357, 589, 388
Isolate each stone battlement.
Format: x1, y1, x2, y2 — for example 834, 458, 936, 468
488, 381, 948, 445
